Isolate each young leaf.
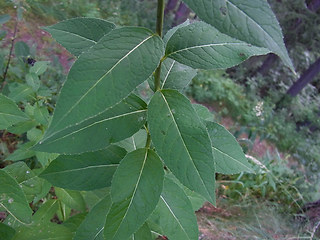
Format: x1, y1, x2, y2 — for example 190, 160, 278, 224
166, 21, 270, 70
132, 222, 153, 239
31, 199, 59, 223
148, 89, 216, 204
0, 222, 15, 240
181, 0, 295, 72
148, 58, 197, 91
149, 176, 198, 240
0, 170, 32, 224
206, 121, 253, 174
40, 145, 127, 191
29, 61, 49, 76
104, 148, 164, 240
14, 41, 30, 57
35, 94, 147, 154
0, 94, 30, 130
55, 188, 86, 212
8, 83, 34, 103
43, 17, 116, 57
3, 162, 51, 203
5, 141, 35, 161
0, 14, 11, 25
115, 129, 147, 152
74, 195, 112, 240
62, 213, 87, 237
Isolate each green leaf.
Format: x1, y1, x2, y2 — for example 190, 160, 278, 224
43, 17, 116, 56
5, 142, 35, 161
33, 106, 50, 126
55, 188, 86, 212
25, 73, 40, 92
6, 120, 38, 135
8, 83, 34, 103
148, 89, 215, 204
62, 213, 87, 237
35, 152, 59, 167
149, 58, 197, 91
149, 176, 198, 240
115, 129, 147, 152
40, 27, 164, 145
0, 14, 11, 25
0, 170, 32, 224
31, 199, 59, 223
104, 148, 164, 240
74, 194, 112, 240
12, 223, 72, 240
29, 61, 49, 76
181, 0, 294, 72
0, 222, 15, 240
132, 222, 152, 239
193, 104, 214, 121
166, 21, 270, 70
206, 121, 253, 174
40, 145, 127, 191
14, 41, 29, 57
3, 162, 51, 203
35, 94, 147, 154
163, 20, 190, 45
0, 94, 30, 130
27, 128, 43, 142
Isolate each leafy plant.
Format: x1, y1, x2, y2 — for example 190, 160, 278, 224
0, 0, 293, 239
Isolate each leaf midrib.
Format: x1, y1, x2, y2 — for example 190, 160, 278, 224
47, 27, 97, 44
160, 195, 191, 239
42, 164, 118, 176
51, 34, 153, 135
160, 92, 211, 200
167, 42, 247, 56
42, 109, 147, 145
112, 149, 149, 239
226, 0, 280, 51
212, 146, 252, 171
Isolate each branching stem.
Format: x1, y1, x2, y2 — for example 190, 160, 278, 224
1, 17, 19, 91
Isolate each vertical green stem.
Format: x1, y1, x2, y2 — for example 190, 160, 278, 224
154, 0, 165, 91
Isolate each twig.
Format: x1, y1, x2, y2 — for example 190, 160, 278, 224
310, 220, 320, 239
1, 16, 19, 90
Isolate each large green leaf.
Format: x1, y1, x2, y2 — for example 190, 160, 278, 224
12, 223, 72, 240
150, 176, 198, 240
0, 222, 15, 240
40, 145, 126, 191
0, 94, 30, 130
39, 27, 163, 147
35, 94, 147, 154
55, 188, 86, 212
74, 195, 112, 240
43, 17, 116, 57
148, 58, 197, 91
206, 121, 253, 174
148, 89, 215, 204
104, 148, 164, 240
181, 0, 294, 72
0, 170, 32, 224
165, 21, 270, 70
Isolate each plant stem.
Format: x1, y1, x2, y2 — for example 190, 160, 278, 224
1, 17, 19, 91
154, 0, 165, 91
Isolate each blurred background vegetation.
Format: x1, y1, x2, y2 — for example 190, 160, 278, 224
1, 0, 320, 238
